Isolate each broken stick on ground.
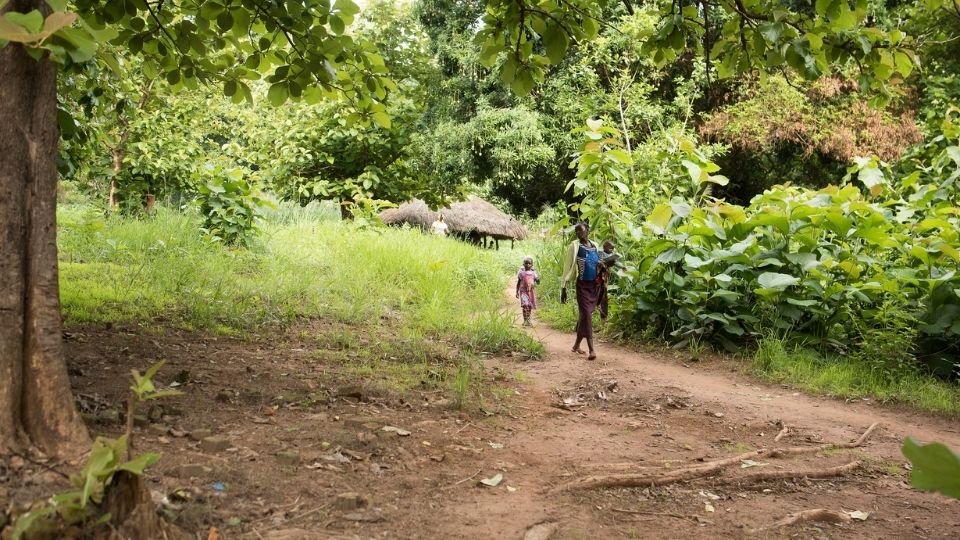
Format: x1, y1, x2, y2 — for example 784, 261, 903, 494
558, 423, 878, 492
751, 508, 852, 533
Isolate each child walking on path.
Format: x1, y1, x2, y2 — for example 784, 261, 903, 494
516, 256, 540, 326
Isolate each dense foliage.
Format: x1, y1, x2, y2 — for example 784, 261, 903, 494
606, 113, 960, 379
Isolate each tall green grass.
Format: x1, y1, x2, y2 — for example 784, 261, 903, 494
751, 337, 960, 415
57, 203, 542, 359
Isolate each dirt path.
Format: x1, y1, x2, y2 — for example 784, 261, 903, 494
438, 319, 960, 539
24, 308, 957, 539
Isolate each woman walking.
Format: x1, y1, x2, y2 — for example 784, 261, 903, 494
560, 222, 601, 360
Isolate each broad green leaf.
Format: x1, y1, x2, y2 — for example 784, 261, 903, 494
511, 68, 535, 97
118, 452, 161, 475
267, 83, 288, 106
329, 15, 345, 35
543, 24, 569, 64
757, 272, 799, 290
216, 10, 234, 31
684, 254, 708, 268
894, 51, 913, 77
610, 180, 629, 194
681, 159, 703, 183
608, 149, 632, 165
371, 111, 391, 129
5, 10, 43, 34
479, 42, 504, 68
334, 0, 361, 17
81, 441, 117, 506
902, 438, 960, 500
647, 203, 673, 233
757, 21, 784, 43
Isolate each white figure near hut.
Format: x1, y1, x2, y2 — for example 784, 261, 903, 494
430, 213, 449, 236
380, 196, 528, 249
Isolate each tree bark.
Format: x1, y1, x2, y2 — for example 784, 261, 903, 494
0, 0, 90, 458
108, 79, 155, 211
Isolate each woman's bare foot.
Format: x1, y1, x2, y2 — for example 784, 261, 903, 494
572, 347, 586, 355
587, 352, 597, 361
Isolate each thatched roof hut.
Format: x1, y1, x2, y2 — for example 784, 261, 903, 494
380, 196, 528, 241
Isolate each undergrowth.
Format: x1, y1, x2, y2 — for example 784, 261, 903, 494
57, 202, 543, 408
751, 337, 960, 415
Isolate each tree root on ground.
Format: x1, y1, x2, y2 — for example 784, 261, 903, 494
774, 423, 789, 442
558, 460, 862, 492
714, 460, 862, 486
766, 422, 879, 458
559, 423, 878, 492
751, 508, 852, 533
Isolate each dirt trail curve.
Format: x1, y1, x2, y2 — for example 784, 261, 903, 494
431, 302, 960, 539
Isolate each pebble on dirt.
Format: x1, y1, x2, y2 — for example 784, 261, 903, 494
200, 436, 231, 453
334, 492, 371, 511
275, 451, 301, 467
189, 428, 213, 441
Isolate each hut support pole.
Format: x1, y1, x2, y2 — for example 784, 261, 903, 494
496, 239, 500, 250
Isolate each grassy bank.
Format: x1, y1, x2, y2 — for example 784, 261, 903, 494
751, 338, 960, 415
57, 203, 543, 402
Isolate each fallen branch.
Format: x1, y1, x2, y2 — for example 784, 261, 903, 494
774, 423, 788, 442
589, 450, 764, 472
717, 460, 862, 486
557, 464, 725, 491
611, 508, 700, 522
767, 423, 879, 458
751, 508, 851, 532
561, 424, 877, 491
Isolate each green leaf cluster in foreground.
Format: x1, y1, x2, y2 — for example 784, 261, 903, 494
903, 438, 960, 500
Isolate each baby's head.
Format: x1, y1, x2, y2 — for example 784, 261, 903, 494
523, 256, 534, 270
603, 240, 615, 254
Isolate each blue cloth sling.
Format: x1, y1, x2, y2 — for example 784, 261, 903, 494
578, 244, 599, 282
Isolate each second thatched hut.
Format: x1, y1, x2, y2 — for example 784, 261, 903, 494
379, 196, 527, 248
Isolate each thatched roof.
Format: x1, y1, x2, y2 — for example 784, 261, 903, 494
380, 196, 528, 240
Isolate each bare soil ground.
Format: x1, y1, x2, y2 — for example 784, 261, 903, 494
4, 310, 960, 539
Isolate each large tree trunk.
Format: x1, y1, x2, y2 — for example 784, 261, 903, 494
0, 0, 90, 459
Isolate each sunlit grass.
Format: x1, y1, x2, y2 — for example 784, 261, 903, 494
57, 203, 543, 360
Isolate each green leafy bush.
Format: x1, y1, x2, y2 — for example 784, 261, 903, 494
194, 164, 270, 246
615, 117, 960, 374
